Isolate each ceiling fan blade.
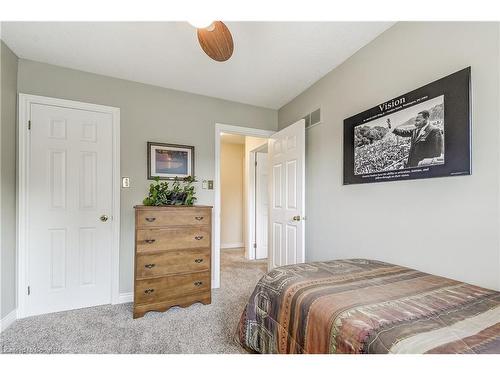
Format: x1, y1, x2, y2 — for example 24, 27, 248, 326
197, 21, 234, 62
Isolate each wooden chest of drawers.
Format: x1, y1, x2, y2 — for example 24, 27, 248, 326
133, 205, 212, 318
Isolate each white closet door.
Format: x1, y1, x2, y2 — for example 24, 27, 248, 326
27, 103, 114, 317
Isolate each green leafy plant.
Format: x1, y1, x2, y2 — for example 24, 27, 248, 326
143, 176, 197, 206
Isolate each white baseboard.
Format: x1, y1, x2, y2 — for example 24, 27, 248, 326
1, 309, 17, 332
117, 292, 134, 304
221, 242, 244, 249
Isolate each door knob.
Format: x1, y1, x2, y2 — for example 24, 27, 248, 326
100, 215, 109, 222
292, 215, 301, 222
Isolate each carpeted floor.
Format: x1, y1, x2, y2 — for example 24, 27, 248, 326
0, 249, 267, 354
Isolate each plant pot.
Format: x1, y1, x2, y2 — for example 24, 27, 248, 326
170, 192, 187, 205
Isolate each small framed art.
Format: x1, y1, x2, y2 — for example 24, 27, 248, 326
147, 142, 195, 180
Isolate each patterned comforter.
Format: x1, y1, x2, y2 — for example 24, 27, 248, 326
236, 259, 500, 354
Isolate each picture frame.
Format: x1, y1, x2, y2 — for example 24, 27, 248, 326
147, 142, 195, 180
343, 67, 471, 185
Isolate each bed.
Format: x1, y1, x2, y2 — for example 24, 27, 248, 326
236, 259, 500, 354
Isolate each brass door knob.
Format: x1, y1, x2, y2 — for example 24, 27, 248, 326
292, 215, 301, 222
100, 215, 109, 222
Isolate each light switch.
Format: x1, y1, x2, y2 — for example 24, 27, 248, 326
202, 180, 208, 189
122, 177, 130, 188
207, 180, 214, 190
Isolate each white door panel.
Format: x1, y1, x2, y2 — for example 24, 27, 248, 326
28, 104, 113, 316
255, 152, 268, 259
268, 119, 305, 269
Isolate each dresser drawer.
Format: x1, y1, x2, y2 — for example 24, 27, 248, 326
135, 271, 210, 305
136, 227, 210, 252
136, 249, 210, 279
137, 208, 211, 228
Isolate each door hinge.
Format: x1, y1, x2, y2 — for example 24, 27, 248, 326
255, 161, 257, 166
253, 243, 257, 249
27, 286, 31, 295
28, 120, 31, 130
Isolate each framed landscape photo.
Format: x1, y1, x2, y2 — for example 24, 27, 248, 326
147, 142, 195, 180
343, 67, 471, 185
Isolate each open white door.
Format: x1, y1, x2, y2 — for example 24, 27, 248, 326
268, 119, 305, 269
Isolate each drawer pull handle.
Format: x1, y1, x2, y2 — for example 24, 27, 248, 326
194, 281, 203, 287
194, 258, 203, 263
144, 288, 155, 294
144, 263, 155, 269
145, 217, 156, 222
144, 239, 156, 244
195, 216, 204, 221
194, 236, 204, 240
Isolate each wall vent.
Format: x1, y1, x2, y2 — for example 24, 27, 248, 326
303, 108, 321, 129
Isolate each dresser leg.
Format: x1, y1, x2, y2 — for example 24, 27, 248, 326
201, 296, 211, 305
133, 310, 145, 319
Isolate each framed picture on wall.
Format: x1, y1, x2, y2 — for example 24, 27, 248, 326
147, 142, 195, 180
343, 67, 471, 185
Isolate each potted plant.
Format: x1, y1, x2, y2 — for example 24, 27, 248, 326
143, 176, 197, 206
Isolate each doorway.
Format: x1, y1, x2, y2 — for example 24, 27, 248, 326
17, 94, 121, 318
213, 124, 274, 289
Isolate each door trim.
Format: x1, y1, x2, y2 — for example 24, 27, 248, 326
214, 123, 274, 289
17, 94, 121, 318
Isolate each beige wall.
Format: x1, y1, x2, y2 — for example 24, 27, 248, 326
15, 59, 278, 297
1, 41, 18, 319
220, 142, 244, 247
279, 22, 500, 290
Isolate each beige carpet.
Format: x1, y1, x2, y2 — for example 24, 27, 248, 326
0, 249, 267, 354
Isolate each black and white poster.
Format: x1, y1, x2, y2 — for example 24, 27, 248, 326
343, 67, 471, 185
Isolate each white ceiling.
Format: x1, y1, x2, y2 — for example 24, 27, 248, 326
1, 22, 394, 109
